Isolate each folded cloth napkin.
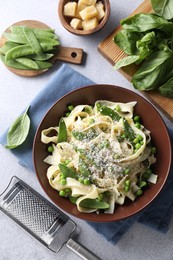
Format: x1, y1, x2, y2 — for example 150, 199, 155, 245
0, 63, 173, 244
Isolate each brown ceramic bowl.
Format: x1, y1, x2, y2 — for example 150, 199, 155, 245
33, 84, 172, 222
58, 0, 110, 35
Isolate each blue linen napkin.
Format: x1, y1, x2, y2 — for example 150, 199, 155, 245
0, 63, 173, 244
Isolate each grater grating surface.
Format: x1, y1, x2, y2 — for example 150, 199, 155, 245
5, 184, 60, 237
0, 176, 101, 259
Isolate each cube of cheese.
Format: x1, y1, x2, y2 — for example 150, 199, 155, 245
78, 0, 97, 6
95, 1, 105, 21
63, 2, 77, 17
82, 17, 98, 30
76, 3, 88, 19
70, 18, 83, 29
79, 5, 98, 20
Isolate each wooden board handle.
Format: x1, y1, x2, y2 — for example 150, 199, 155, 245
54, 46, 83, 64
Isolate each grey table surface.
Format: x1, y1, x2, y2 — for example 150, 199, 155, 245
0, 1, 173, 259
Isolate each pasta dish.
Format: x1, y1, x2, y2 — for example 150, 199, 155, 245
41, 100, 157, 214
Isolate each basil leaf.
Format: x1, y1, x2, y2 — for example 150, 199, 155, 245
114, 30, 143, 55
159, 76, 173, 97
6, 106, 30, 149
132, 61, 170, 91
151, 0, 173, 20
114, 55, 140, 70
121, 13, 173, 33
131, 51, 173, 90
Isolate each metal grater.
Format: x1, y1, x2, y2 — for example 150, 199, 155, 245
0, 176, 100, 260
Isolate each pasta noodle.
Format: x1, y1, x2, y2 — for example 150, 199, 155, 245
41, 100, 157, 214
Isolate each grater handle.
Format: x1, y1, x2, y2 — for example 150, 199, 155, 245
66, 238, 101, 260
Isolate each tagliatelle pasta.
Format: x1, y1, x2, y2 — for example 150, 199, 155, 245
41, 100, 157, 214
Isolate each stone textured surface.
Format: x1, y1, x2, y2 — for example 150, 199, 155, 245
0, 1, 173, 259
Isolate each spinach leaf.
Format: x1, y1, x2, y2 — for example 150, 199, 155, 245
114, 55, 139, 70
132, 52, 173, 91
132, 65, 165, 90
131, 51, 173, 90
151, 0, 173, 20
159, 76, 173, 97
6, 106, 30, 149
121, 13, 173, 33
114, 30, 143, 55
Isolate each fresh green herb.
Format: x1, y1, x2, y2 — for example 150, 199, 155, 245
113, 12, 173, 97
151, 0, 173, 20
5, 106, 30, 149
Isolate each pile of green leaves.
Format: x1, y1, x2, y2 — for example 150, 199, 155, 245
114, 12, 173, 97
0, 26, 60, 70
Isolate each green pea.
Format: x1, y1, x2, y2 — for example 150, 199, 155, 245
124, 185, 130, 192
29, 53, 54, 61
137, 134, 143, 141
134, 115, 140, 122
67, 104, 74, 111
65, 188, 71, 194
135, 122, 141, 129
136, 189, 143, 196
60, 179, 67, 185
5, 44, 35, 61
64, 159, 70, 165
0, 41, 20, 55
89, 118, 95, 124
60, 173, 66, 179
39, 37, 59, 47
78, 177, 84, 183
98, 193, 104, 201
3, 32, 27, 44
15, 57, 39, 70
143, 169, 152, 179
48, 145, 54, 153
125, 179, 131, 186
123, 168, 130, 175
139, 181, 147, 188
133, 137, 139, 144
1, 54, 31, 70
22, 26, 43, 55
84, 179, 90, 185
151, 147, 156, 154
65, 112, 70, 117
115, 105, 121, 112
59, 190, 66, 197
135, 143, 141, 149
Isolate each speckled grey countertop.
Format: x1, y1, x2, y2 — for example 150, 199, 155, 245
0, 1, 173, 259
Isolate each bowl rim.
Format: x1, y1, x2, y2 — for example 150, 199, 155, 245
33, 84, 172, 222
58, 0, 111, 35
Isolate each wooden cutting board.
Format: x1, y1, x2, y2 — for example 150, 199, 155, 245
98, 0, 173, 122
